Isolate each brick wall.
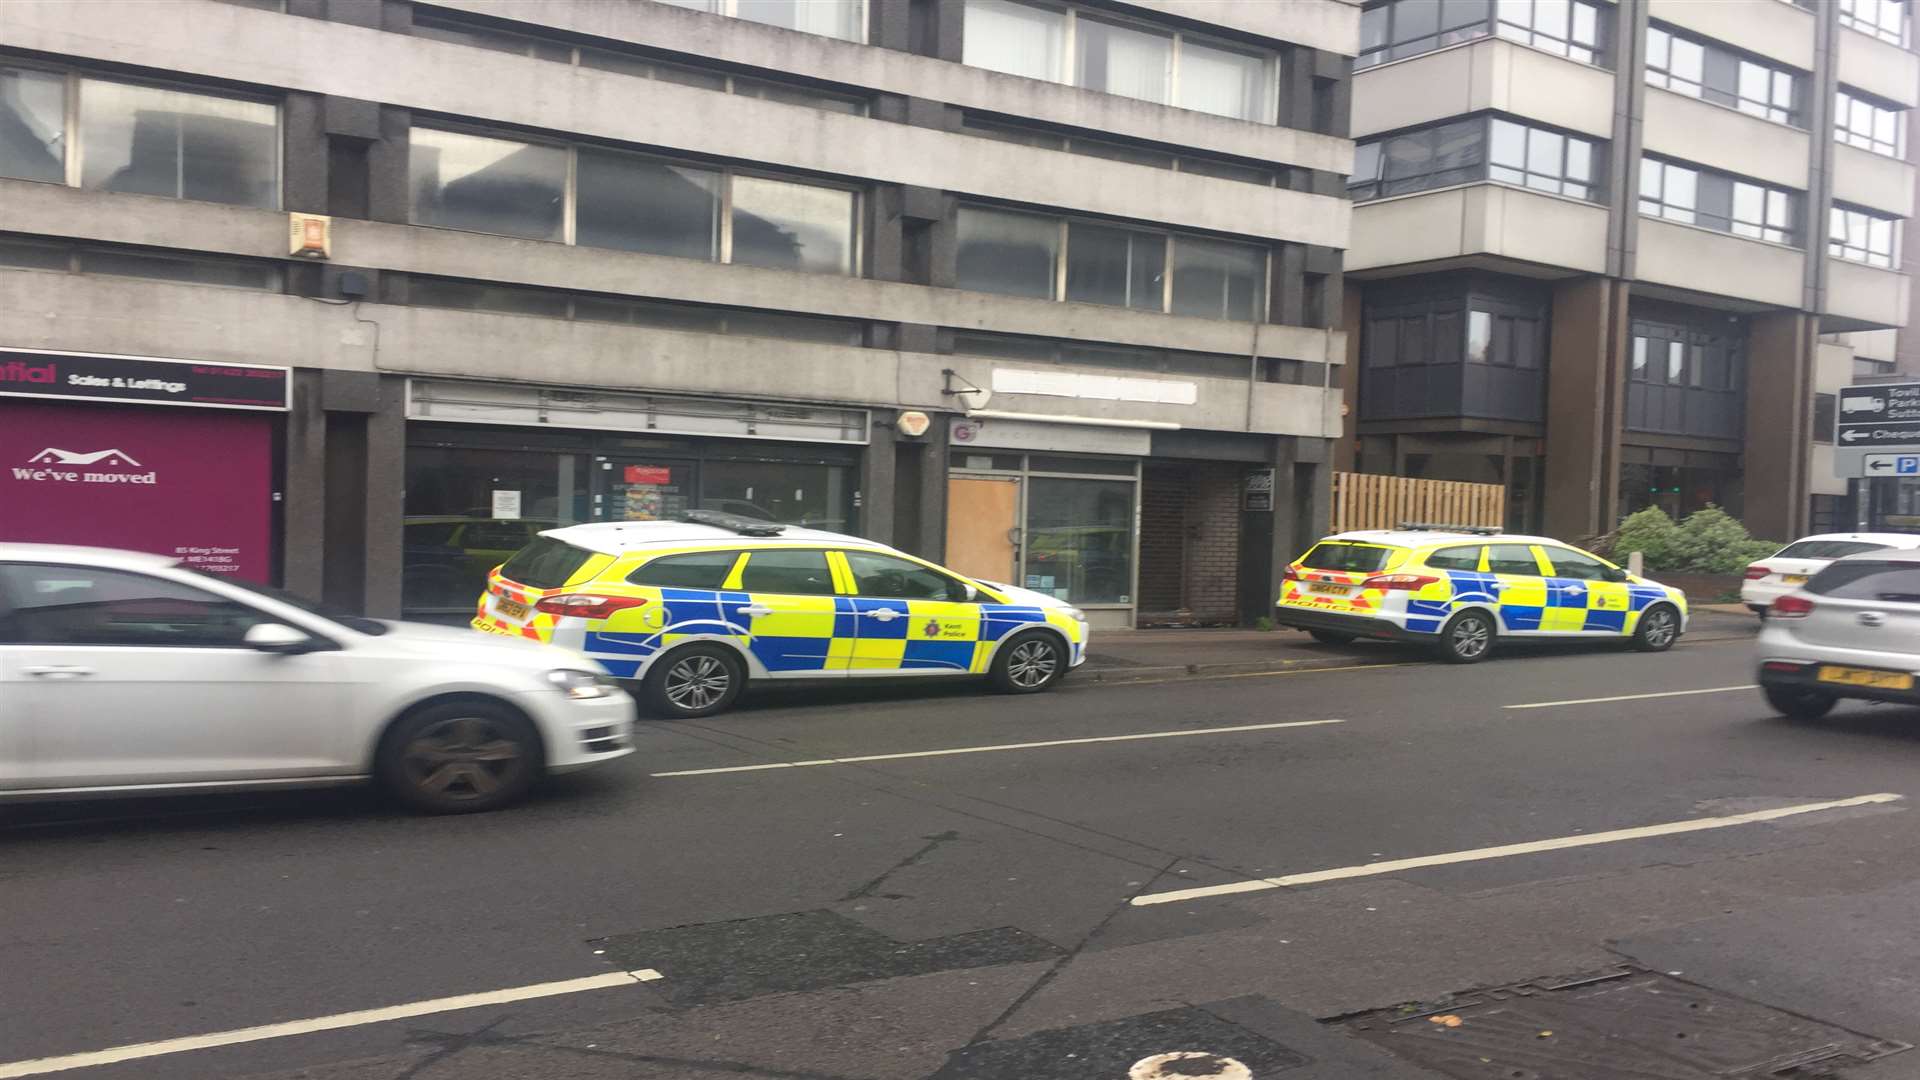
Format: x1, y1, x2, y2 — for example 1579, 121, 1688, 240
1139, 468, 1188, 614
1138, 463, 1244, 624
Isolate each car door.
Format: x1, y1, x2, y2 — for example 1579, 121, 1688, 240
0, 586, 26, 789
0, 561, 350, 790
731, 548, 850, 678
1484, 543, 1553, 635
835, 550, 984, 676
1538, 545, 1632, 636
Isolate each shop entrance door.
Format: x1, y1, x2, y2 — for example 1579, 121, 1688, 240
945, 476, 1021, 584
594, 458, 696, 523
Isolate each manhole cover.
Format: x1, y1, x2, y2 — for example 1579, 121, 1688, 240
1338, 968, 1909, 1079
1130, 1051, 1253, 1079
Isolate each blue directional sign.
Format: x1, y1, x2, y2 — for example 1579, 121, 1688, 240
1863, 454, 1920, 476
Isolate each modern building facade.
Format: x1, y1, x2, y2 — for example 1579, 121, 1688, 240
1341, 0, 1917, 544
0, 0, 1358, 628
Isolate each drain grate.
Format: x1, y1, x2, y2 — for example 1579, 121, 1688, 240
1337, 967, 1910, 1079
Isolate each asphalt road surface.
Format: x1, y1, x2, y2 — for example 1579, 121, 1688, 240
7, 632, 1920, 1079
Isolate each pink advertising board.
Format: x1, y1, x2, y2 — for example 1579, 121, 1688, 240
0, 401, 274, 582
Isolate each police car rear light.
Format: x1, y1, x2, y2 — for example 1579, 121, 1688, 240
535, 594, 649, 619
1282, 565, 1302, 582
1770, 594, 1814, 618
1744, 565, 1770, 580
1362, 573, 1439, 591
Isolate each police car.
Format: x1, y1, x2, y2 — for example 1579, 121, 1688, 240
1274, 524, 1688, 663
473, 512, 1089, 717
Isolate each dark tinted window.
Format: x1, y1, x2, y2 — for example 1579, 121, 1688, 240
499, 537, 593, 589
1424, 546, 1484, 571
629, 551, 740, 589
1299, 543, 1396, 573
0, 563, 265, 647
1778, 540, 1892, 560
1487, 544, 1542, 576
738, 550, 837, 596
1807, 561, 1920, 601
1543, 547, 1613, 580
844, 551, 970, 602
405, 522, 461, 546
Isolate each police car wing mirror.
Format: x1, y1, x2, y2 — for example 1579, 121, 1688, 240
962, 582, 979, 602
1603, 566, 1630, 583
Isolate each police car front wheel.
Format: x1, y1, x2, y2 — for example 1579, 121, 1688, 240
646, 644, 746, 718
1437, 611, 1496, 664
992, 632, 1066, 693
1632, 605, 1681, 652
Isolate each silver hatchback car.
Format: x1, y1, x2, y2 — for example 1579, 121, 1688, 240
1757, 548, 1920, 720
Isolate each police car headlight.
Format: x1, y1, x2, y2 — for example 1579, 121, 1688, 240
1063, 606, 1088, 623
546, 668, 618, 700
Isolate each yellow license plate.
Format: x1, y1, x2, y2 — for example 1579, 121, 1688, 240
1783, 575, 1808, 585
1311, 584, 1352, 596
1817, 665, 1913, 690
496, 598, 530, 620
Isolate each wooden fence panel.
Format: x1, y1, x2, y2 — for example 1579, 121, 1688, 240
1332, 473, 1505, 533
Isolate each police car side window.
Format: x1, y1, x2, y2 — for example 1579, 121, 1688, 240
738, 550, 838, 596
1425, 546, 1483, 571
1487, 545, 1543, 576
628, 551, 740, 589
843, 551, 969, 602
1543, 548, 1610, 581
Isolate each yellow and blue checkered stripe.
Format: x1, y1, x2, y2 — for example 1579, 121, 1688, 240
1402, 572, 1676, 636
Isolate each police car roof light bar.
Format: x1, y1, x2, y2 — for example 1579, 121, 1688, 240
1398, 521, 1502, 535
680, 509, 788, 537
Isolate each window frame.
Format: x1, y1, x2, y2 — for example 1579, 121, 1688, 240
1835, 87, 1906, 159
734, 547, 843, 596
1350, 114, 1603, 204
0, 59, 284, 209
1839, 0, 1909, 46
1638, 155, 1801, 247
655, 0, 869, 44
960, 0, 1279, 124
1357, 0, 1604, 70
1644, 24, 1803, 127
408, 121, 863, 275
1829, 202, 1901, 268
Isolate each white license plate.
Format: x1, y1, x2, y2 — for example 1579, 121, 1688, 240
496, 598, 530, 620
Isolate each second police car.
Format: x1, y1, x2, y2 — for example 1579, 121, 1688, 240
473, 512, 1089, 717
1273, 525, 1688, 662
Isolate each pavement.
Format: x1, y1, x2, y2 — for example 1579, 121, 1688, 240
20, 609, 1920, 1080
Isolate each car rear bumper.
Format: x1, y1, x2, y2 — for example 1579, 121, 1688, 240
1740, 581, 1794, 609
1272, 606, 1423, 641
1757, 661, 1920, 706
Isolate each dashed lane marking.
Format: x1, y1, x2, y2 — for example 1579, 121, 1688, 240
0, 970, 664, 1078
650, 719, 1347, 777
1503, 685, 1759, 709
1130, 793, 1904, 906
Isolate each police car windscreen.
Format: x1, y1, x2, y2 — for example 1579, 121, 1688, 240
1300, 542, 1396, 573
500, 537, 593, 589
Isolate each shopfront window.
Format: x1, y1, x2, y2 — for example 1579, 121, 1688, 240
700, 460, 852, 532
402, 447, 589, 615
1025, 477, 1134, 604
1618, 462, 1743, 520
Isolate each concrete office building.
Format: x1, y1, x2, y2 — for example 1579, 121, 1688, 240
0, 0, 1357, 628
1341, 0, 1917, 544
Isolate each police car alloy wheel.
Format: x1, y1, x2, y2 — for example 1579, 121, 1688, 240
647, 644, 745, 718
993, 632, 1064, 693
1439, 611, 1495, 664
1632, 605, 1680, 652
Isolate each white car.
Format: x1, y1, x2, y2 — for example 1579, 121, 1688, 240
0, 544, 633, 813
1757, 549, 1920, 720
1741, 533, 1920, 615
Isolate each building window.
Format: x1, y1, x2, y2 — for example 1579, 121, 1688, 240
412, 11, 868, 115
1358, 285, 1547, 421
951, 330, 1265, 380
961, 0, 1277, 123
1349, 115, 1601, 202
955, 206, 1266, 321
960, 115, 1286, 187
409, 125, 859, 273
1840, 0, 1909, 45
653, 0, 866, 43
1645, 26, 1801, 126
1814, 392, 1837, 444
1626, 315, 1744, 439
402, 274, 865, 344
1830, 203, 1900, 267
1639, 157, 1798, 246
1857, 356, 1897, 378
1358, 0, 1600, 70
1836, 88, 1905, 158
0, 64, 280, 208
0, 235, 282, 290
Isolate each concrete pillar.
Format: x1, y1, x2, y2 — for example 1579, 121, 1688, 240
861, 418, 898, 544
282, 93, 328, 215
314, 372, 405, 618
1745, 312, 1814, 541
362, 375, 406, 618
1542, 277, 1625, 539
282, 371, 327, 601
1333, 284, 1362, 473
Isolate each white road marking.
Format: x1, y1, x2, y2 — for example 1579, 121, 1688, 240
651, 719, 1347, 777
1503, 685, 1759, 710
0, 969, 664, 1079
1130, 792, 1903, 907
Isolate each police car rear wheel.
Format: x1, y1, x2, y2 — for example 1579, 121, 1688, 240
647, 644, 745, 718
1438, 611, 1495, 664
1633, 604, 1680, 652
992, 632, 1065, 693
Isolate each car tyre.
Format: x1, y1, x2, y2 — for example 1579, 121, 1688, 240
1437, 610, 1495, 664
376, 699, 542, 814
1763, 685, 1837, 721
1308, 629, 1358, 646
1633, 604, 1682, 652
991, 631, 1067, 694
645, 643, 746, 719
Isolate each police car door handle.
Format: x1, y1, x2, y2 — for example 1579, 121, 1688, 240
863, 608, 903, 621
738, 605, 774, 617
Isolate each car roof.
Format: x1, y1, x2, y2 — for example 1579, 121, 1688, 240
0, 542, 179, 569
1321, 529, 1562, 548
1784, 532, 1920, 547
540, 521, 891, 556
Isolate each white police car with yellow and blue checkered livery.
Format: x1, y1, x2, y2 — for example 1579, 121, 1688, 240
474, 512, 1088, 717
1274, 525, 1687, 663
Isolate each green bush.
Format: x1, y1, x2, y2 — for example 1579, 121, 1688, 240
1613, 505, 1779, 574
